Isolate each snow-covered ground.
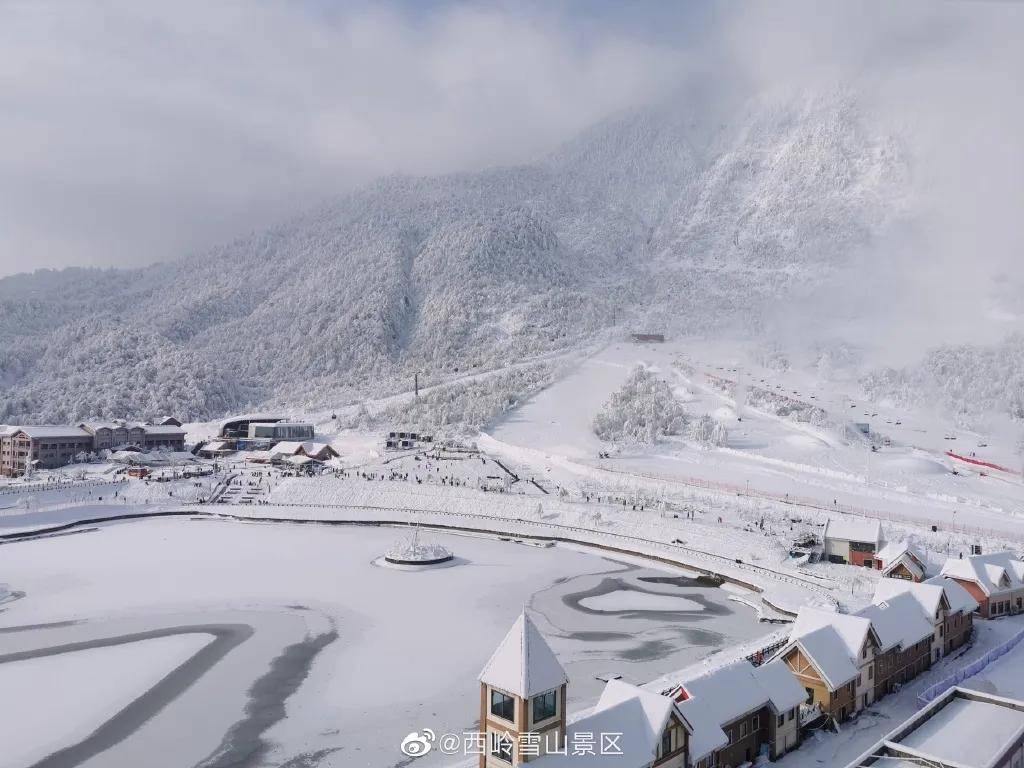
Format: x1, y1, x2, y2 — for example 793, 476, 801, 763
0, 516, 764, 768
4, 340, 1024, 768
0, 633, 213, 768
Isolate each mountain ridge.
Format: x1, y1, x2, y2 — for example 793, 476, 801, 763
0, 89, 910, 424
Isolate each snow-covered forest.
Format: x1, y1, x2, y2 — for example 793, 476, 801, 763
862, 334, 1024, 428
2, 88, 1012, 427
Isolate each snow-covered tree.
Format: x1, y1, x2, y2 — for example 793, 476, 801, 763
593, 366, 688, 444
691, 414, 728, 447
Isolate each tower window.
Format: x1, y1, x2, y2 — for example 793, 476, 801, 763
490, 690, 516, 722
533, 690, 557, 722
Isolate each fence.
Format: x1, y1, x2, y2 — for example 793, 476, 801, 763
916, 625, 1024, 708
595, 454, 1024, 545
0, 478, 126, 497
670, 362, 1024, 544
213, 497, 838, 610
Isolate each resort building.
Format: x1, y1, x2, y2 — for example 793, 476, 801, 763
247, 422, 314, 441
873, 577, 977, 663
0, 426, 94, 476
941, 551, 1024, 618
1, 421, 186, 476
822, 518, 882, 567
478, 613, 707, 768
79, 422, 185, 452
846, 687, 1024, 768
923, 575, 979, 654
775, 607, 881, 721
875, 541, 927, 581
667, 659, 805, 766
856, 593, 935, 697
478, 613, 569, 767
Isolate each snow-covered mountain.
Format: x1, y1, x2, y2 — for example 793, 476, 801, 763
0, 89, 910, 424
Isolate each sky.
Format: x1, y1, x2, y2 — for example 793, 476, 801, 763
0, 0, 1021, 291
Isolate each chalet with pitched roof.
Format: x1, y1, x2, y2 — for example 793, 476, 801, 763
941, 551, 1024, 618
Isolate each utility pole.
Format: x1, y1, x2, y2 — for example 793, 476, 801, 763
414, 372, 419, 399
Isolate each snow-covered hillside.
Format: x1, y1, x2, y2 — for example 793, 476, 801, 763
0, 89, 911, 424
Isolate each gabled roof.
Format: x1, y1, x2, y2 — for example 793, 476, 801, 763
923, 575, 980, 615
790, 626, 860, 690
881, 553, 926, 581
672, 659, 805, 760
877, 540, 926, 568
941, 552, 1024, 596
479, 612, 568, 699
792, 606, 878, 660
823, 517, 882, 546
540, 681, 687, 768
857, 593, 934, 652
270, 441, 306, 455
873, 579, 947, 619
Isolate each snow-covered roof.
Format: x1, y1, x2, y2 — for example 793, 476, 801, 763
893, 691, 1024, 768
270, 441, 337, 458
941, 552, 1024, 596
873, 579, 947, 619
302, 442, 338, 457
877, 540, 925, 567
79, 421, 120, 431
142, 424, 185, 435
14, 425, 91, 439
673, 659, 805, 760
479, 613, 568, 699
792, 606, 876, 661
200, 440, 230, 452
923, 575, 980, 615
857, 593, 934, 653
286, 454, 316, 465
791, 626, 860, 690
849, 687, 1024, 768
880, 553, 925, 581
537, 681, 685, 768
822, 517, 882, 545
270, 441, 306, 455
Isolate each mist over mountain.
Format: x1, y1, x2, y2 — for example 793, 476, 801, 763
0, 87, 980, 425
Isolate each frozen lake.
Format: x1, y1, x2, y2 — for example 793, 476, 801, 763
0, 517, 765, 768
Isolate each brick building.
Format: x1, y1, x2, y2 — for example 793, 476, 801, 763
1, 421, 186, 477
940, 551, 1024, 618
0, 426, 95, 477
822, 518, 882, 567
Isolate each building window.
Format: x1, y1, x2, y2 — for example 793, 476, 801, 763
490, 733, 513, 763
490, 690, 515, 722
661, 728, 673, 757
532, 690, 557, 722
788, 708, 795, 721
740, 722, 747, 738
777, 714, 785, 727
752, 715, 759, 730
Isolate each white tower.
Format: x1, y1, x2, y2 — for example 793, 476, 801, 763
478, 612, 568, 767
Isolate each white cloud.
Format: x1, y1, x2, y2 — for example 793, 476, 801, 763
0, 1, 688, 276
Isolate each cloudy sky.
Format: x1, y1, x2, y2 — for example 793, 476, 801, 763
1, 0, 1021, 281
